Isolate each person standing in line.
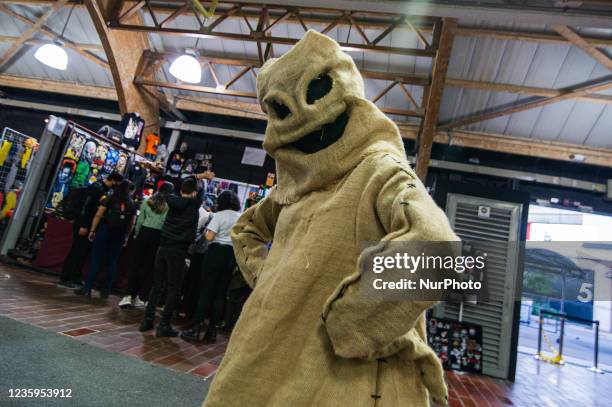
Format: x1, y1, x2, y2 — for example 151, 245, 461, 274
75, 180, 137, 298
181, 190, 241, 343
119, 182, 174, 309
140, 170, 215, 337
179, 202, 213, 318
58, 172, 123, 289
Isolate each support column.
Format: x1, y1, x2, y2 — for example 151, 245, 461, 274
85, 0, 159, 153
415, 18, 457, 181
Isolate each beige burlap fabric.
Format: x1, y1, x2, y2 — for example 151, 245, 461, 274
203, 30, 459, 407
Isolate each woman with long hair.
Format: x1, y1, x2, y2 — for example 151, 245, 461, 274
181, 189, 241, 343
76, 180, 137, 298
118, 182, 175, 308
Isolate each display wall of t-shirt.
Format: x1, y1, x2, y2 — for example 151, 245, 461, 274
165, 151, 185, 179
128, 163, 147, 191
181, 158, 199, 179
145, 133, 160, 156
120, 113, 144, 149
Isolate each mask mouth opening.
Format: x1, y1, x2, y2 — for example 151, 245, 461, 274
289, 110, 349, 154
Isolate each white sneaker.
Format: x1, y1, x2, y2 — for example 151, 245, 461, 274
118, 296, 133, 309
134, 297, 145, 307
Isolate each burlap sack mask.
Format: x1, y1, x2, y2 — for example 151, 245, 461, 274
256, 29, 404, 204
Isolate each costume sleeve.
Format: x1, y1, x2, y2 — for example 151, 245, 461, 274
321, 163, 459, 361
230, 196, 281, 288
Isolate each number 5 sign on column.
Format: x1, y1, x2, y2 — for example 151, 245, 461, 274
577, 282, 593, 303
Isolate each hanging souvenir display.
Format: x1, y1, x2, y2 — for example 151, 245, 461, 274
156, 144, 168, 165
97, 125, 123, 144
0, 191, 17, 219
120, 112, 144, 150
102, 148, 120, 175
89, 168, 99, 184
92, 143, 109, 169
0, 140, 12, 166
70, 161, 91, 189
427, 318, 483, 374
65, 132, 86, 161
144, 133, 160, 159
49, 158, 78, 206
116, 152, 128, 173
181, 158, 199, 179
21, 138, 38, 169
165, 150, 185, 180
80, 139, 98, 165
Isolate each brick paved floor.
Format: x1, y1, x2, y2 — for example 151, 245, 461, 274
1, 264, 610, 406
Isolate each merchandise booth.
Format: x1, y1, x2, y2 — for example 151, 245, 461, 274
1, 116, 161, 291
1, 115, 274, 293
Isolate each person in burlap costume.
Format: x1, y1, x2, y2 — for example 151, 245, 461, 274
203, 30, 459, 407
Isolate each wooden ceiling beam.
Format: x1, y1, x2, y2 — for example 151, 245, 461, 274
0, 4, 109, 68
2, 1, 612, 48
0, 0, 68, 70
398, 123, 612, 168
0, 73, 117, 99
0, 34, 104, 51
446, 77, 612, 104
86, 0, 159, 151
2, 73, 611, 167
440, 75, 612, 130
552, 25, 612, 70
147, 50, 612, 105
415, 18, 456, 181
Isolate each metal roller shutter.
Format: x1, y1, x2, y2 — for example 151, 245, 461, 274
434, 193, 522, 379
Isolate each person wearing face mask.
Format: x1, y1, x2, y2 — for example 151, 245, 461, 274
58, 171, 124, 289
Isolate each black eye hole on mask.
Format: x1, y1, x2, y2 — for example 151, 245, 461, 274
306, 73, 333, 104
270, 100, 291, 120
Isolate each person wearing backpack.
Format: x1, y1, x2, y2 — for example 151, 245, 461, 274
75, 180, 137, 298
58, 171, 124, 289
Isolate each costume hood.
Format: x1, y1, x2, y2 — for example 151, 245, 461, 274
257, 30, 405, 204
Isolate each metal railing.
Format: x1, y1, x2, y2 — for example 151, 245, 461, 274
534, 309, 604, 374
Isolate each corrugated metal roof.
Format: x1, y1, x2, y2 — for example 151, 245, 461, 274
0, 4, 112, 88
0, 4, 610, 148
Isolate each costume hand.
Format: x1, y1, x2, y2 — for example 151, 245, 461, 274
78, 227, 89, 236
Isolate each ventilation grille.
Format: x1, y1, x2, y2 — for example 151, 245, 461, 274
440, 195, 522, 379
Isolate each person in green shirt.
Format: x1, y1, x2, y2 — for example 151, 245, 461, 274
119, 182, 174, 308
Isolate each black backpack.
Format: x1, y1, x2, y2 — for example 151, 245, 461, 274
61, 186, 89, 220
104, 201, 134, 232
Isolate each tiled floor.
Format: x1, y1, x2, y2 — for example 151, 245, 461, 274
1, 263, 610, 406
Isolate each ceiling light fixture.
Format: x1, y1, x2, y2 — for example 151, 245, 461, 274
35, 41, 68, 70
34, 2, 75, 70
169, 48, 202, 84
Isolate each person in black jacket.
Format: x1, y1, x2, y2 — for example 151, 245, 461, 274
58, 171, 123, 289
140, 170, 214, 337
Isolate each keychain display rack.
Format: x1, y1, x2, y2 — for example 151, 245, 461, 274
0, 127, 36, 192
